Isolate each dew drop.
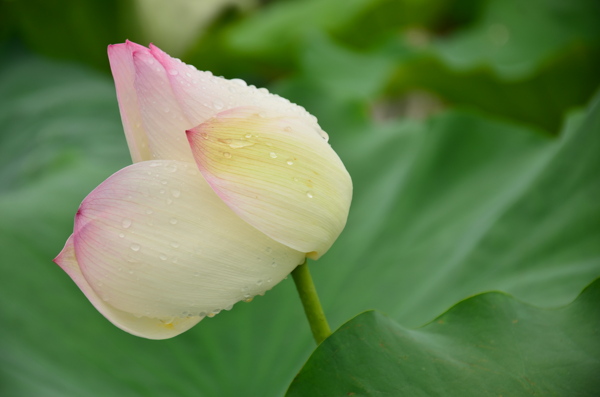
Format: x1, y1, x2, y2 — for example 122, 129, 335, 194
269, 152, 278, 159
306, 191, 314, 199
193, 272, 200, 277
293, 177, 300, 182
256, 280, 263, 286
200, 132, 209, 140
287, 159, 294, 165
168, 69, 178, 76
146, 209, 153, 215
223, 152, 232, 158
130, 243, 140, 252
159, 254, 168, 260
271, 262, 278, 268
161, 180, 168, 185
231, 78, 247, 87
213, 100, 224, 110
245, 133, 252, 138
266, 247, 272, 253
159, 189, 166, 194
170, 242, 180, 248
166, 199, 173, 205
284, 126, 293, 132
118, 233, 125, 238
244, 297, 254, 303
228, 140, 254, 149
171, 189, 181, 198
122, 219, 132, 229
169, 218, 178, 225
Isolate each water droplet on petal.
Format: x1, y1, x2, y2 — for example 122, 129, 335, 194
256, 280, 263, 286
171, 189, 181, 198
118, 233, 125, 238
228, 140, 254, 149
231, 78, 247, 87
223, 152, 232, 158
122, 219, 132, 229
245, 133, 252, 138
306, 191, 314, 199
270, 152, 277, 159
159, 254, 168, 260
130, 243, 140, 252
287, 159, 294, 165
170, 242, 180, 248
168, 69, 178, 76
146, 209, 153, 215
170, 218, 178, 225
284, 126, 293, 132
213, 100, 224, 110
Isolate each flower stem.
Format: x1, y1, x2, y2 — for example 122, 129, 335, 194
291, 260, 331, 344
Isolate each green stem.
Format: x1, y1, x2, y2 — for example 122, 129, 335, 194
291, 260, 331, 344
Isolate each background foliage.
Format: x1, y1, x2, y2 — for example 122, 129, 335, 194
1, 0, 599, 395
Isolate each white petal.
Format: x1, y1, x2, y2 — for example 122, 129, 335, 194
107, 41, 152, 162
187, 106, 352, 258
130, 49, 196, 162
54, 235, 201, 339
71, 160, 304, 327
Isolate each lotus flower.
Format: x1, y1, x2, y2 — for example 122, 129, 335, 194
53, 41, 352, 339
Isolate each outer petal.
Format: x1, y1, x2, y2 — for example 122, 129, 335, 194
148, 44, 328, 141
54, 235, 201, 339
108, 41, 152, 162
63, 160, 304, 338
187, 107, 353, 258
130, 50, 196, 162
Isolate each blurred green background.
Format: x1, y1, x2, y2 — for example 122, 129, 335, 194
1, 0, 599, 395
